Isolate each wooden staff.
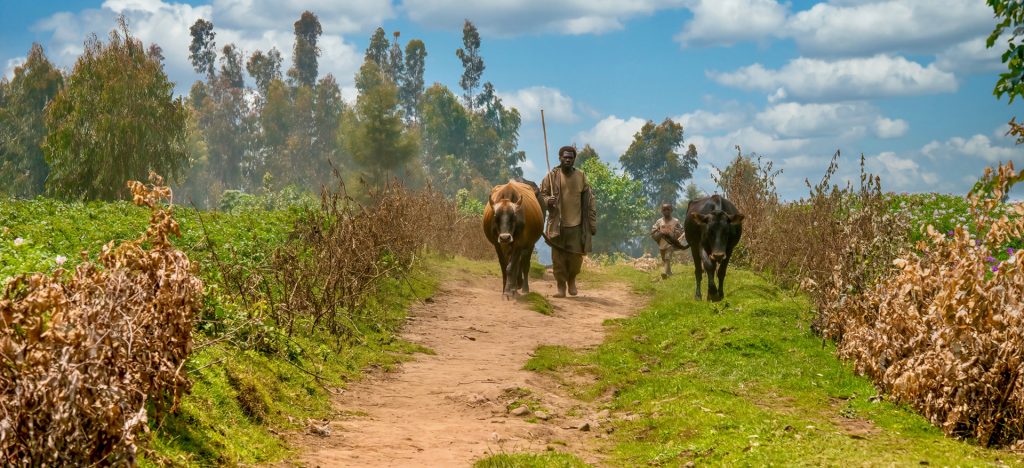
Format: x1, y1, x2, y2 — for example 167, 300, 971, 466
541, 109, 551, 172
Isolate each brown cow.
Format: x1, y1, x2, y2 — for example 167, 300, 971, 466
683, 195, 744, 302
483, 180, 544, 297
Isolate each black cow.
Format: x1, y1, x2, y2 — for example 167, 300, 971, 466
683, 195, 744, 302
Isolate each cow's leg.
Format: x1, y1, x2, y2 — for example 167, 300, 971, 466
504, 247, 521, 298
690, 244, 703, 300
714, 257, 730, 302
495, 244, 508, 295
519, 249, 532, 293
702, 252, 718, 302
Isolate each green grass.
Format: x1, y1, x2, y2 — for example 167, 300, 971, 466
521, 292, 553, 315
525, 265, 1020, 466
474, 452, 590, 468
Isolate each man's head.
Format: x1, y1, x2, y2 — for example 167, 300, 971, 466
661, 203, 673, 217
558, 146, 576, 169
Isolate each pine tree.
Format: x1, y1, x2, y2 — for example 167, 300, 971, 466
455, 20, 484, 109
341, 60, 416, 185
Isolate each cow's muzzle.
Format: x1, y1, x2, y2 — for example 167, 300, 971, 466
498, 233, 513, 244
710, 252, 726, 262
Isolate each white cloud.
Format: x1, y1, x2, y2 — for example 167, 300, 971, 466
4, 57, 26, 80
787, 0, 991, 57
574, 115, 647, 158
498, 86, 576, 123
922, 134, 1023, 163
873, 117, 908, 139
709, 55, 957, 101
400, 0, 687, 36
673, 108, 746, 134
212, 0, 394, 34
755, 102, 872, 138
674, 0, 786, 47
865, 151, 925, 190
29, 0, 364, 94
935, 35, 1006, 73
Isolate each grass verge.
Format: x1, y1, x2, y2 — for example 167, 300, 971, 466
474, 452, 589, 468
525, 265, 1020, 466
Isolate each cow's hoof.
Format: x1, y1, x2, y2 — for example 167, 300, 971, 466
521, 285, 530, 294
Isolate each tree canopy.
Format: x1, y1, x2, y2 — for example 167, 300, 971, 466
619, 118, 698, 207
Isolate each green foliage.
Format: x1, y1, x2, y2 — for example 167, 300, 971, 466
287, 11, 322, 88
0, 43, 63, 197
620, 118, 698, 207
386, 31, 404, 84
342, 60, 418, 185
526, 266, 1015, 466
43, 19, 188, 201
988, 0, 1024, 103
455, 188, 485, 216
683, 182, 705, 206
580, 157, 654, 254
456, 20, 485, 109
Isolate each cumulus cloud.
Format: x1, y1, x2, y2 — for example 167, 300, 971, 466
709, 55, 957, 101
676, 0, 991, 58
211, 0, 394, 34
754, 102, 880, 138
922, 134, 1023, 163
498, 86, 577, 123
786, 0, 991, 57
934, 35, 1006, 73
30, 0, 363, 94
673, 109, 746, 135
574, 115, 647, 158
674, 0, 786, 47
873, 117, 908, 139
400, 0, 686, 36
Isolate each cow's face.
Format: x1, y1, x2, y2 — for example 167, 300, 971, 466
691, 210, 744, 262
492, 199, 522, 244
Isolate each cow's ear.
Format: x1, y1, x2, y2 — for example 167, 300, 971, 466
690, 212, 706, 225
729, 213, 745, 225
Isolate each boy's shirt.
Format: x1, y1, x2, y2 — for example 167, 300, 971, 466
651, 217, 684, 250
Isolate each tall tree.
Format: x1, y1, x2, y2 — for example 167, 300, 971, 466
219, 43, 244, 89
0, 43, 64, 197
455, 20, 484, 109
474, 82, 524, 180
619, 118, 698, 207
575, 144, 599, 168
311, 74, 344, 186
288, 11, 322, 88
400, 39, 427, 122
43, 20, 188, 200
386, 31, 404, 84
365, 27, 389, 69
188, 18, 217, 79
341, 60, 416, 185
580, 157, 654, 254
246, 48, 283, 96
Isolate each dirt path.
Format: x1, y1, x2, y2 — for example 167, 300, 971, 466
290, 267, 642, 467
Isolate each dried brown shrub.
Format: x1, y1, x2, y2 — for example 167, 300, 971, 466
0, 173, 203, 465
269, 180, 490, 338
833, 162, 1024, 446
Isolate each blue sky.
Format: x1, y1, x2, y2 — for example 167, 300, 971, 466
2, 0, 1022, 199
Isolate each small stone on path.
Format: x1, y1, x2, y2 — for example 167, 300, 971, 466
510, 405, 531, 416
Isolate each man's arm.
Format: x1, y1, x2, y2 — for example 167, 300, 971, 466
540, 172, 557, 208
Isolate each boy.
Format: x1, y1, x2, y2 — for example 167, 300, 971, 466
651, 203, 686, 279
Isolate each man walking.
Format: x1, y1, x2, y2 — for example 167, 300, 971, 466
541, 146, 597, 298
